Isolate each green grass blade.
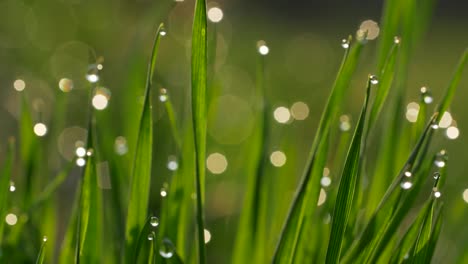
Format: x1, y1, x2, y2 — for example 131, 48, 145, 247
125, 23, 165, 262
232, 44, 269, 264
426, 205, 443, 262
368, 40, 400, 129
342, 115, 437, 263
435, 49, 468, 123
191, 0, 208, 262
77, 128, 103, 263
325, 77, 372, 263
273, 36, 364, 263
35, 238, 47, 264
0, 138, 15, 244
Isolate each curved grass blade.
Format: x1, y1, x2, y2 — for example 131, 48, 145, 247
125, 23, 165, 262
435, 48, 468, 123
426, 205, 443, 262
77, 127, 103, 263
191, 0, 208, 262
368, 40, 400, 129
325, 76, 372, 263
273, 36, 364, 263
342, 115, 437, 263
35, 238, 47, 264
232, 43, 270, 264
0, 138, 15, 243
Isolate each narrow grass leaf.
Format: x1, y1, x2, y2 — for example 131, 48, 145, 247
35, 238, 47, 264
273, 36, 364, 263
435, 48, 468, 123
191, 0, 208, 262
325, 77, 372, 263
125, 23, 165, 261
0, 138, 15, 243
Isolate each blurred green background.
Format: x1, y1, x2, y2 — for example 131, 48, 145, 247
1, 0, 467, 262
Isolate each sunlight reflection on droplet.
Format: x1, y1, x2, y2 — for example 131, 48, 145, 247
401, 181, 413, 189
341, 38, 349, 49
167, 155, 178, 171
339, 115, 351, 131
359, 20, 380, 40
317, 188, 327, 206
446, 126, 459, 140
438, 112, 452, 128
34, 123, 47, 137
404, 171, 412, 177
257, 40, 269, 55
208, 7, 223, 23
76, 147, 86, 157
270, 151, 286, 167
463, 189, 468, 203
59, 78, 73, 92
114, 136, 128, 155
9, 182, 15, 192
207, 153, 228, 174
204, 229, 212, 244
5, 213, 18, 226
434, 191, 441, 198
160, 188, 168, 197
273, 107, 291, 124
321, 176, 331, 187
76, 158, 86, 167
92, 94, 108, 110
14, 79, 26, 91
290, 101, 309, 120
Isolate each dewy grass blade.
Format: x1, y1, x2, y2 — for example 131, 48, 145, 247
233, 42, 269, 264
273, 36, 363, 263
125, 23, 165, 262
325, 76, 373, 264
0, 138, 15, 243
191, 0, 208, 262
368, 40, 400, 129
35, 237, 47, 264
342, 114, 437, 263
435, 48, 468, 124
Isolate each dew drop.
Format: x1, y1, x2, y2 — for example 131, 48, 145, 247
431, 124, 439, 130
341, 38, 350, 49
167, 156, 178, 171
86, 64, 99, 83
9, 182, 16, 192
434, 150, 448, 168
148, 232, 155, 241
404, 171, 412, 177
86, 149, 94, 157
434, 191, 442, 198
401, 181, 413, 190
420, 87, 433, 104
150, 216, 159, 227
159, 88, 168, 102
159, 238, 175, 259
76, 147, 86, 157
393, 36, 401, 44
160, 29, 167, 36
43, 236, 48, 242
370, 75, 379, 85
433, 172, 440, 180
160, 187, 168, 197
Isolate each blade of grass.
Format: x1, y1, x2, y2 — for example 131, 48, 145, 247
125, 23, 165, 262
232, 43, 270, 264
273, 36, 364, 263
35, 238, 47, 264
342, 114, 437, 263
325, 76, 372, 263
191, 0, 208, 262
434, 49, 468, 124
0, 138, 15, 244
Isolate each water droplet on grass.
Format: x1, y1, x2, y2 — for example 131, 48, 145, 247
86, 64, 99, 83
341, 38, 350, 49
370, 75, 379, 85
150, 216, 159, 227
159, 238, 175, 259
148, 233, 155, 241
434, 150, 447, 168
401, 181, 413, 189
